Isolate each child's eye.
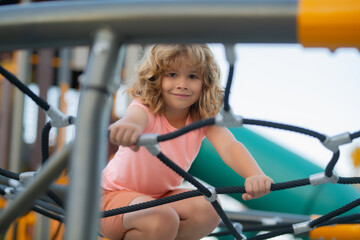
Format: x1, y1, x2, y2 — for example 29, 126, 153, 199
189, 74, 198, 79
168, 73, 177, 78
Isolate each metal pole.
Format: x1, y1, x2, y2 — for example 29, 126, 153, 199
65, 28, 120, 240
57, 47, 72, 150
0, 80, 12, 169
9, 50, 31, 173
0, 143, 72, 233
0, 0, 297, 51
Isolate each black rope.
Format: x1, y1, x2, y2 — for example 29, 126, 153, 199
350, 130, 360, 140
100, 177, 356, 217
45, 189, 65, 209
243, 118, 327, 142
309, 197, 360, 228
271, 178, 311, 191
216, 213, 360, 238
245, 213, 360, 234
34, 199, 65, 216
157, 153, 211, 196
156, 152, 243, 239
214, 178, 310, 195
158, 118, 215, 142
0, 185, 7, 195
248, 227, 293, 240
0, 168, 20, 180
211, 200, 244, 239
318, 213, 360, 226
102, 190, 201, 217
68, 116, 76, 125
31, 205, 64, 223
41, 121, 66, 208
244, 222, 294, 232
338, 177, 360, 184
41, 121, 52, 165
250, 198, 360, 240
223, 64, 234, 112
325, 151, 340, 177
0, 65, 50, 111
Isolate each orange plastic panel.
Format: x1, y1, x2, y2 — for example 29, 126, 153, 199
352, 147, 360, 167
298, 0, 360, 50
310, 224, 360, 240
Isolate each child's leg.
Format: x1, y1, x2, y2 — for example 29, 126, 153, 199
100, 188, 219, 240
122, 195, 180, 240
99, 190, 144, 240
163, 188, 221, 240
100, 190, 180, 240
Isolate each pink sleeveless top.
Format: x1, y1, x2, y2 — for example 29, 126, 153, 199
101, 99, 207, 197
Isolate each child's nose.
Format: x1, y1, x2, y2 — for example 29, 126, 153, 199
177, 76, 188, 89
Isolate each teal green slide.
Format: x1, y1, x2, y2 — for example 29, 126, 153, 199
189, 127, 358, 216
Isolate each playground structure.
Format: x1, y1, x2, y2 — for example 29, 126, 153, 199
0, 0, 360, 239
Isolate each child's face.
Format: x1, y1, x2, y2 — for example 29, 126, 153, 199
161, 57, 203, 114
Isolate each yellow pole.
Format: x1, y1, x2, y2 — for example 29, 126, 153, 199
352, 147, 360, 168
298, 0, 360, 50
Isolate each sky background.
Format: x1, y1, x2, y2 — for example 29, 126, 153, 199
209, 43, 360, 178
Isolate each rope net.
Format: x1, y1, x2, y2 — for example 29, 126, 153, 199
0, 55, 360, 239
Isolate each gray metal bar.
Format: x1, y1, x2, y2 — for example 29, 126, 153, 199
9, 50, 31, 173
0, 143, 72, 233
33, 215, 50, 240
113, 44, 127, 88
65, 28, 119, 240
226, 209, 310, 224
0, 0, 297, 51
57, 48, 72, 150
0, 80, 12, 169
58, 48, 72, 86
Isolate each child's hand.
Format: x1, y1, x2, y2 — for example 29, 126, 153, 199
242, 175, 273, 201
108, 121, 142, 151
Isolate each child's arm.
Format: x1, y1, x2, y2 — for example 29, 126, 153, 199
206, 125, 273, 201
108, 105, 148, 151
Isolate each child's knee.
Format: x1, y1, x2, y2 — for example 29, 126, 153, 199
194, 199, 220, 227
145, 206, 180, 239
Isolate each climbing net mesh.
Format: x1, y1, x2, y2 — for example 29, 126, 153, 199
0, 47, 360, 240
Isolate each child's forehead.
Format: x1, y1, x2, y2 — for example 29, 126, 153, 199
165, 55, 201, 71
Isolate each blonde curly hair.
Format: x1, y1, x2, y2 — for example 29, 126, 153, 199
127, 44, 223, 121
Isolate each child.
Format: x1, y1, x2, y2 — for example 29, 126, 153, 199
100, 44, 273, 240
